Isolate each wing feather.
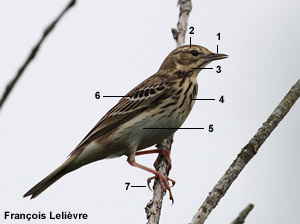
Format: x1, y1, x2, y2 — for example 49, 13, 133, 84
69, 74, 170, 157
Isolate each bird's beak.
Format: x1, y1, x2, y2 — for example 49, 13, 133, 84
205, 53, 228, 62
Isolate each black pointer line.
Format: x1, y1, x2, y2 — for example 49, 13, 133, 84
131, 185, 146, 188
191, 67, 213, 70
143, 128, 204, 130
103, 96, 131, 98
192, 98, 215, 101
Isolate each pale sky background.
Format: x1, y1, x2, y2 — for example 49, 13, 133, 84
1, 0, 300, 223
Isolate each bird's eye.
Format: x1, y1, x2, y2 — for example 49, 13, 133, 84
190, 50, 199, 57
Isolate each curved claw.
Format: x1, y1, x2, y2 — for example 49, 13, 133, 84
169, 178, 176, 188
147, 176, 156, 191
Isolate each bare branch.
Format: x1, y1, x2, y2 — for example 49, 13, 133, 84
190, 79, 300, 224
0, 0, 76, 111
231, 204, 254, 224
145, 1, 192, 223
172, 0, 193, 47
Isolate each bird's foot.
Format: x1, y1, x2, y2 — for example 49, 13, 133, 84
147, 173, 176, 203
127, 154, 175, 203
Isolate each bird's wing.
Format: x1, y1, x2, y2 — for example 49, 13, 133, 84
68, 74, 170, 157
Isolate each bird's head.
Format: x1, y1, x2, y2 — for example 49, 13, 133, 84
159, 45, 228, 72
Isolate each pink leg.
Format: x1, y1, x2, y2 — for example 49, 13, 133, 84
135, 148, 172, 169
127, 158, 175, 203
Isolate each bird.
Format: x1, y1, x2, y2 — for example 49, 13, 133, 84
23, 45, 227, 201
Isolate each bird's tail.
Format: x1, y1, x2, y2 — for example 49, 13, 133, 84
23, 157, 77, 199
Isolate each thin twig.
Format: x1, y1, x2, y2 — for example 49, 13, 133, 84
231, 204, 254, 224
0, 0, 76, 111
172, 0, 193, 47
190, 79, 300, 224
145, 1, 192, 223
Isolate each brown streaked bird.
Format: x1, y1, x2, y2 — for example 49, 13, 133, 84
23, 45, 227, 201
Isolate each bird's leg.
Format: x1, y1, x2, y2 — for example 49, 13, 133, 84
127, 158, 175, 203
135, 148, 174, 193
135, 148, 172, 170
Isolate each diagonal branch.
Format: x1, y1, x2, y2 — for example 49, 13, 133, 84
231, 204, 254, 224
190, 79, 300, 224
145, 1, 192, 223
0, 0, 76, 111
